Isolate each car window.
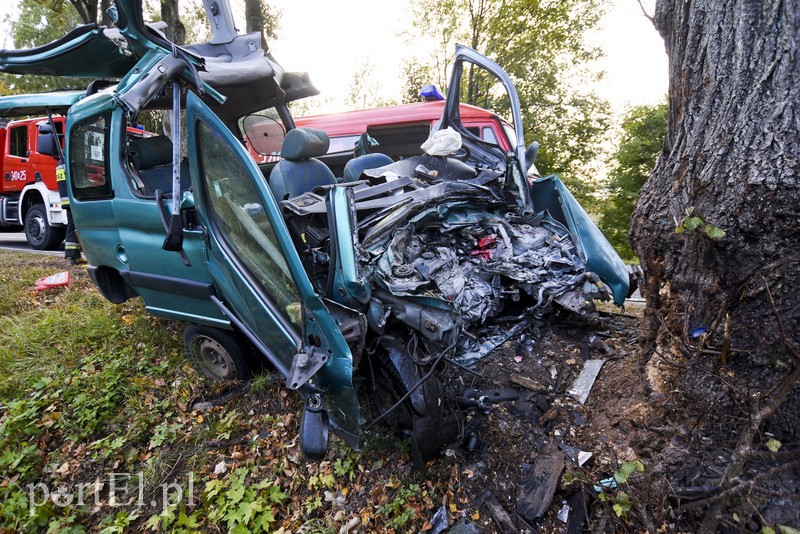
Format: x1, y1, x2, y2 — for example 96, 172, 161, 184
327, 135, 360, 155
482, 126, 498, 145
198, 121, 301, 325
69, 113, 113, 200
9, 125, 27, 157
239, 109, 286, 163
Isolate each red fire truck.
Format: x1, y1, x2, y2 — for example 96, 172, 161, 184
0, 90, 149, 249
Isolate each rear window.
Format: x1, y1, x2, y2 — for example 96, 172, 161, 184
366, 123, 430, 159
69, 113, 113, 200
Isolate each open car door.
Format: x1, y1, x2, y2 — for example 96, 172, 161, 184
436, 44, 631, 303
184, 92, 360, 451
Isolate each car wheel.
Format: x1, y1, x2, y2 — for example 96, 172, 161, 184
367, 337, 460, 466
183, 325, 252, 381
24, 204, 66, 250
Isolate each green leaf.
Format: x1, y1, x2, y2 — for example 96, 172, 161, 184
613, 460, 644, 484
257, 509, 276, 530
684, 216, 703, 232
703, 225, 726, 239
226, 484, 245, 505
204, 479, 223, 500
268, 484, 288, 504
767, 438, 782, 453
145, 514, 162, 531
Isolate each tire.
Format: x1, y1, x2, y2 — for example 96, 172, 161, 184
183, 325, 253, 382
368, 338, 460, 466
24, 204, 66, 250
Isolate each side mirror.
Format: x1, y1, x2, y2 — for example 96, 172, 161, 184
525, 141, 540, 169
37, 124, 60, 159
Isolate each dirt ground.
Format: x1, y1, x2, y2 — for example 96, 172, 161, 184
408, 302, 653, 533
418, 299, 800, 533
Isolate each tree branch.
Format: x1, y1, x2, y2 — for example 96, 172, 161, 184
678, 458, 800, 514
636, 0, 655, 24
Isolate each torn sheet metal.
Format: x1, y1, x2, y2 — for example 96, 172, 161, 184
284, 150, 614, 370
567, 359, 605, 404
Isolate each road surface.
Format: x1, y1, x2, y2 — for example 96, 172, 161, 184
0, 232, 65, 258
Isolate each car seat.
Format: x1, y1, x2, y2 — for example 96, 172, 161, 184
342, 153, 393, 183
127, 136, 190, 196
269, 128, 336, 200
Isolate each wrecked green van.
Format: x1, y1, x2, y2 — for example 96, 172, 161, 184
0, 0, 630, 462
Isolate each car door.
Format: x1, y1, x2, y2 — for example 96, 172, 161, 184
185, 92, 360, 447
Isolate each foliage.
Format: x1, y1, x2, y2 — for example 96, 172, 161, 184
244, 0, 282, 40
674, 206, 726, 239
345, 60, 398, 110
596, 460, 644, 518
0, 0, 93, 94
0, 251, 456, 531
599, 101, 667, 260
402, 0, 612, 204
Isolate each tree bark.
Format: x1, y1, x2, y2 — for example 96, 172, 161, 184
245, 0, 269, 52
68, 0, 95, 24
631, 0, 799, 356
160, 0, 186, 45
631, 0, 799, 526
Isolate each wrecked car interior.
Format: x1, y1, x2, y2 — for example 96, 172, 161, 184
237, 46, 632, 463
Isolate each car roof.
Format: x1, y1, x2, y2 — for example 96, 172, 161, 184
295, 101, 506, 137
0, 90, 85, 118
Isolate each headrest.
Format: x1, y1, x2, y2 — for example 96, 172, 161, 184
280, 128, 330, 161
343, 153, 393, 183
128, 135, 173, 169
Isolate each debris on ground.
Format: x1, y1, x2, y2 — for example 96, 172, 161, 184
33, 271, 70, 292
516, 443, 565, 522
567, 358, 605, 404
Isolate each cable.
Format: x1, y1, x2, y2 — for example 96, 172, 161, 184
364, 336, 459, 430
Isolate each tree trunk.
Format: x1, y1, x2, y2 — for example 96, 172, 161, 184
631, 0, 799, 357
160, 0, 186, 45
631, 0, 799, 527
69, 0, 95, 24
245, 0, 269, 52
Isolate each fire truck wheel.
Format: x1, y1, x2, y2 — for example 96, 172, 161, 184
183, 325, 252, 382
24, 204, 66, 250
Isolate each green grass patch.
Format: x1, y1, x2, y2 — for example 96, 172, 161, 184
0, 251, 456, 532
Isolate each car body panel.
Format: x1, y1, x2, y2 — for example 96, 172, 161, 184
0, 24, 136, 78
0, 91, 85, 117
296, 101, 513, 151
185, 92, 360, 444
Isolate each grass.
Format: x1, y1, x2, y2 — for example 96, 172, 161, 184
0, 250, 461, 533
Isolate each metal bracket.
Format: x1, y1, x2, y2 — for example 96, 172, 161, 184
286, 347, 328, 390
